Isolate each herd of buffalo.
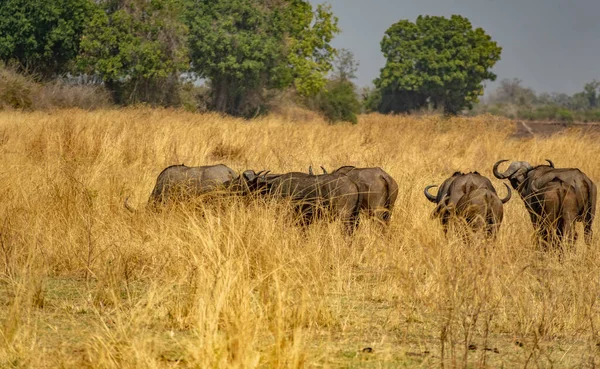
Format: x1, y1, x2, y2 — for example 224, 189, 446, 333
126, 159, 597, 249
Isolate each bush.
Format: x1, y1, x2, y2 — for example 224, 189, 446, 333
583, 109, 600, 122
0, 64, 112, 110
0, 63, 36, 109
38, 81, 111, 110
310, 80, 360, 124
556, 108, 574, 123
516, 109, 536, 121
179, 82, 210, 113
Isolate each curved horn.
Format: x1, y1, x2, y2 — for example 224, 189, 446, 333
320, 165, 328, 174
493, 159, 510, 179
545, 159, 554, 168
424, 185, 439, 203
308, 166, 314, 175
499, 183, 512, 203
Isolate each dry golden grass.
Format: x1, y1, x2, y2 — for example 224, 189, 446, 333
1, 108, 600, 368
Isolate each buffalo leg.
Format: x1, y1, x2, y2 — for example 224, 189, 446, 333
584, 211, 594, 246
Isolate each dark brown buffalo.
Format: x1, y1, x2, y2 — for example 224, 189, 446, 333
241, 170, 362, 232
310, 165, 398, 225
125, 164, 237, 211
424, 172, 511, 238
493, 159, 596, 246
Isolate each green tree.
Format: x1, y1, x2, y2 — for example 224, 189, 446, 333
78, 0, 188, 105
314, 80, 360, 124
0, 0, 95, 79
374, 15, 502, 115
309, 49, 360, 124
185, 0, 339, 117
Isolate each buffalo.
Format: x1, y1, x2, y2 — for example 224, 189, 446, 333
240, 170, 362, 232
309, 165, 399, 225
424, 172, 511, 238
125, 164, 237, 211
493, 159, 596, 247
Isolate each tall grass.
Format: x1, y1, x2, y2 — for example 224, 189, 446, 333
0, 109, 599, 368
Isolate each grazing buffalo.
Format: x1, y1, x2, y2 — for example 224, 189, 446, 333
125, 164, 237, 211
310, 165, 399, 225
241, 170, 362, 232
424, 172, 511, 238
493, 159, 596, 247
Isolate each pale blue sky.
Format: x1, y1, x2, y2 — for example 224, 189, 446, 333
316, 0, 600, 95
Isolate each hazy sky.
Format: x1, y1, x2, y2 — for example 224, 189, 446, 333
318, 0, 600, 95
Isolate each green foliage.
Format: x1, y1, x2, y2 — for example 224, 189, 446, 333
286, 3, 339, 97
374, 15, 501, 115
361, 87, 381, 113
305, 48, 360, 124
0, 0, 95, 79
313, 80, 360, 124
185, 0, 339, 117
480, 78, 600, 122
556, 108, 574, 123
78, 0, 189, 105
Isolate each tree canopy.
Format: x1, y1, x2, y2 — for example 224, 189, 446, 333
0, 0, 95, 79
78, 0, 189, 105
185, 0, 339, 116
374, 15, 502, 115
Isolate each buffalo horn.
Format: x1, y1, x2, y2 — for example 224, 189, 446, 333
424, 185, 439, 203
320, 165, 328, 174
545, 159, 554, 168
308, 166, 314, 175
500, 183, 512, 203
492, 159, 510, 179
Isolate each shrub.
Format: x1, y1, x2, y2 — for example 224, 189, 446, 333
517, 109, 536, 121
0, 63, 37, 109
310, 80, 360, 124
556, 108, 574, 123
1, 63, 112, 110
38, 81, 112, 110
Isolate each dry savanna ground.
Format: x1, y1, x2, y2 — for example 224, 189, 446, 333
1, 108, 600, 368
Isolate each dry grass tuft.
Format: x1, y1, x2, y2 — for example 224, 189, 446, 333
1, 109, 600, 368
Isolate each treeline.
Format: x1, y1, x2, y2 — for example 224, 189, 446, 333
0, 0, 363, 122
2, 1, 511, 122
475, 79, 600, 123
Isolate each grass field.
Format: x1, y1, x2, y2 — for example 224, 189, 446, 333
1, 108, 600, 368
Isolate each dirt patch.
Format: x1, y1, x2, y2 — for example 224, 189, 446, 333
511, 121, 600, 138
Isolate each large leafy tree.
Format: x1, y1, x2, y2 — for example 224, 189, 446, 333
374, 15, 502, 115
185, 0, 339, 117
0, 0, 95, 79
78, 0, 188, 105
